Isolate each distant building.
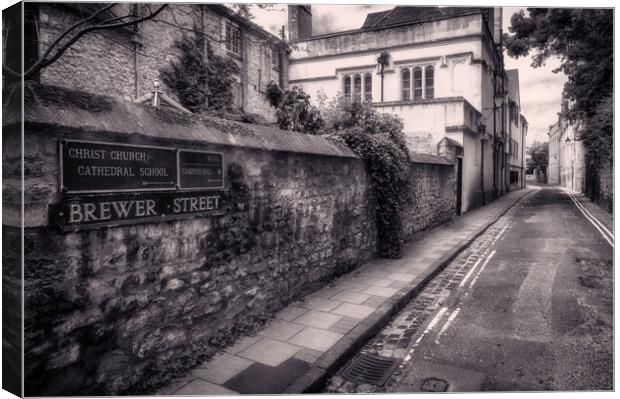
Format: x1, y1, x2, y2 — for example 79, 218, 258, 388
287, 5, 526, 213
19, 3, 286, 118
547, 98, 585, 191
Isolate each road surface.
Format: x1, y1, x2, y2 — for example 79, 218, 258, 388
326, 186, 613, 392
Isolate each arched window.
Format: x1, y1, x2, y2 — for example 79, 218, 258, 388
425, 66, 434, 99
343, 76, 351, 99
413, 67, 423, 99
353, 74, 362, 100
364, 73, 372, 101
401, 69, 410, 101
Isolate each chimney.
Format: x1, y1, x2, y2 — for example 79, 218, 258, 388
288, 5, 312, 41
493, 7, 503, 45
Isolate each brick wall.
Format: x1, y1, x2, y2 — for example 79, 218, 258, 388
5, 84, 375, 395
37, 4, 278, 120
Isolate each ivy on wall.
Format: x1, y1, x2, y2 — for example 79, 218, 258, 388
266, 84, 412, 258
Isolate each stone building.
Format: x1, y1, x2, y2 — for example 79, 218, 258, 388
548, 99, 586, 191
286, 5, 526, 213
505, 69, 527, 191
19, 2, 286, 118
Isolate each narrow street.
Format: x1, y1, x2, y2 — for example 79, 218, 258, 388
326, 185, 613, 392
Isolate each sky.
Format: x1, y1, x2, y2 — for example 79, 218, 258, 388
250, 4, 567, 147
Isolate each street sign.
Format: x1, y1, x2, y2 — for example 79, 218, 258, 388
178, 150, 224, 189
50, 191, 228, 231
60, 139, 178, 193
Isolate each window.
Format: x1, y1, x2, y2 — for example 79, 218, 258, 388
425, 66, 434, 99
413, 67, 423, 99
401, 69, 411, 101
343, 76, 351, 99
271, 48, 280, 69
353, 74, 362, 100
225, 22, 241, 55
364, 73, 372, 101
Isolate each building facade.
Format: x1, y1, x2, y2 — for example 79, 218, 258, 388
548, 100, 585, 191
18, 3, 285, 118
287, 5, 526, 213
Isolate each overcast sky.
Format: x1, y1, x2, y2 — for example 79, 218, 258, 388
250, 4, 566, 147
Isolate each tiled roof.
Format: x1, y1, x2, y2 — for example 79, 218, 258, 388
409, 152, 453, 165
362, 6, 484, 29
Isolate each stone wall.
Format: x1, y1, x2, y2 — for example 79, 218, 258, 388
585, 155, 613, 213
5, 84, 458, 396
36, 3, 279, 119
5, 84, 376, 395
402, 155, 457, 239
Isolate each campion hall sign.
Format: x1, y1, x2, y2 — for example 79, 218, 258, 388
50, 139, 228, 231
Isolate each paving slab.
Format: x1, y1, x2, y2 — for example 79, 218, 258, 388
275, 305, 308, 322
288, 327, 344, 352
363, 286, 400, 298
191, 353, 253, 385
329, 290, 372, 304
259, 320, 306, 342
237, 337, 300, 367
294, 309, 342, 329
224, 335, 263, 355
331, 302, 376, 319
300, 296, 341, 312
174, 379, 238, 395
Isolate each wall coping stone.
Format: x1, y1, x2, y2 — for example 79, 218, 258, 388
5, 83, 358, 159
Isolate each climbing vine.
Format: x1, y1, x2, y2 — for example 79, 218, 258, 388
266, 84, 411, 258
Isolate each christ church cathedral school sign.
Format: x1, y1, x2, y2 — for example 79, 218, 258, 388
51, 139, 227, 231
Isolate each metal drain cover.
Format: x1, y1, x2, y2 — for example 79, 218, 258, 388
421, 377, 449, 392
341, 353, 401, 386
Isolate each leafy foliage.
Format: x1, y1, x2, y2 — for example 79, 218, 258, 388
265, 82, 324, 134
527, 141, 549, 173
267, 83, 411, 257
504, 8, 613, 159
160, 34, 239, 112
160, 33, 208, 112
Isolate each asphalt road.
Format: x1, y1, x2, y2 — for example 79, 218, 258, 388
393, 186, 614, 392
326, 186, 613, 393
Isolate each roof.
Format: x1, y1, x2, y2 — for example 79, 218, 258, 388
361, 6, 484, 30
505, 69, 520, 107
409, 152, 453, 165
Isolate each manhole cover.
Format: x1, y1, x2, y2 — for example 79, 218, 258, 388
341, 353, 401, 386
421, 377, 449, 392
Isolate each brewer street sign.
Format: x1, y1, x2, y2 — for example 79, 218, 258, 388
50, 191, 228, 231
60, 139, 178, 193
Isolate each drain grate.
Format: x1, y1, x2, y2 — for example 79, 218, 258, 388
340, 353, 401, 386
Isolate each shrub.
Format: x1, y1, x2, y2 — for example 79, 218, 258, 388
160, 33, 240, 112
265, 82, 324, 134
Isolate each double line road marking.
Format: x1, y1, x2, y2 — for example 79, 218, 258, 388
565, 190, 614, 248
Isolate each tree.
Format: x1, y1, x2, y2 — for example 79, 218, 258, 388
2, 3, 167, 81
527, 141, 549, 173
504, 8, 613, 158
265, 82, 324, 134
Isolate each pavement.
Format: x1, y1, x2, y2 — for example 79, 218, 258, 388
156, 187, 535, 395
323, 184, 612, 393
